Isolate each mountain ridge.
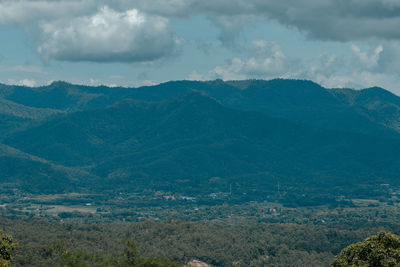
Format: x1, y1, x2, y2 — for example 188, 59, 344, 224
1, 79, 400, 204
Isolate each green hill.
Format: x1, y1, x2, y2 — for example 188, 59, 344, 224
1, 79, 400, 203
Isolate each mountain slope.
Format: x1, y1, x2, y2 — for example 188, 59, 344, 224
0, 143, 98, 193
2, 79, 399, 138
5, 93, 400, 198
331, 87, 400, 133
2, 79, 400, 202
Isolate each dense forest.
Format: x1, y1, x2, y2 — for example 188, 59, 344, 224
2, 203, 400, 266
1, 79, 400, 205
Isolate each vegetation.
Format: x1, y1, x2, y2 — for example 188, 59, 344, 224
50, 240, 181, 267
0, 226, 182, 267
1, 79, 400, 204
0, 231, 17, 266
332, 231, 400, 266
2, 79, 400, 265
1, 204, 400, 267
117, 240, 181, 267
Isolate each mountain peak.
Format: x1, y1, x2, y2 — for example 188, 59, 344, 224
49, 81, 73, 87
358, 86, 400, 105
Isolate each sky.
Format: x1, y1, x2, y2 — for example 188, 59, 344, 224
1, 0, 400, 94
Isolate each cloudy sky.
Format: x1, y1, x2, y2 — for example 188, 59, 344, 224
1, 0, 400, 94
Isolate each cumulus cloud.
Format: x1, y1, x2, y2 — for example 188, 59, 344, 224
351, 44, 383, 70
3, 1, 400, 43
207, 40, 299, 80
116, 0, 400, 42
2, 0, 400, 89
308, 54, 345, 79
312, 70, 400, 95
37, 6, 176, 63
303, 44, 400, 93
0, 1, 178, 63
1, 0, 400, 64
188, 40, 400, 94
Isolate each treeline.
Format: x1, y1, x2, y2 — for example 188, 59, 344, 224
0, 217, 397, 266
0, 229, 180, 267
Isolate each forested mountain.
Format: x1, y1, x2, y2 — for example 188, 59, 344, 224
1, 79, 400, 204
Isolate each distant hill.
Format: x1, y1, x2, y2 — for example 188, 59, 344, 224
1, 79, 400, 204
2, 79, 398, 136
330, 86, 400, 133
0, 143, 97, 193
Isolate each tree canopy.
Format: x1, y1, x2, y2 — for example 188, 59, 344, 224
332, 231, 400, 266
0, 230, 17, 266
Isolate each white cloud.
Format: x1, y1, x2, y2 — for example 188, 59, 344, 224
206, 40, 298, 80
1, 0, 400, 65
187, 71, 208, 81
37, 6, 177, 63
308, 54, 344, 79
351, 44, 383, 69
188, 40, 400, 94
2, 1, 400, 43
312, 70, 400, 95
302, 45, 400, 93
2, 0, 400, 92
212, 59, 247, 80
7, 78, 37, 87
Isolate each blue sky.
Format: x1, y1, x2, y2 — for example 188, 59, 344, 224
1, 0, 400, 94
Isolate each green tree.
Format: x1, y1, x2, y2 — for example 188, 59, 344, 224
0, 231, 18, 266
118, 240, 181, 267
332, 231, 400, 267
54, 240, 181, 267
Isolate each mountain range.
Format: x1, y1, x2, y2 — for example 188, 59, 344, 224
1, 79, 400, 205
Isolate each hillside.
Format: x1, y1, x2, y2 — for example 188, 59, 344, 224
0, 143, 97, 193
1, 79, 400, 204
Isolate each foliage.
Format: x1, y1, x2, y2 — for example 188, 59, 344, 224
1, 212, 391, 267
332, 231, 400, 267
0, 230, 17, 266
40, 239, 181, 267
116, 240, 181, 267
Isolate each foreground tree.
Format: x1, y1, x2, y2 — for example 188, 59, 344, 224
0, 231, 18, 266
332, 231, 400, 267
